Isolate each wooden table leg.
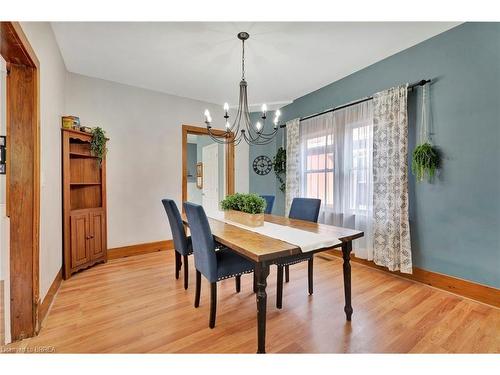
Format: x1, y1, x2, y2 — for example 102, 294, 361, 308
255, 261, 270, 354
342, 241, 353, 321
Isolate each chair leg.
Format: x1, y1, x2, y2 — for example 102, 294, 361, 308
175, 251, 181, 279
253, 273, 257, 293
235, 275, 241, 293
209, 282, 217, 329
308, 257, 314, 295
183, 255, 189, 290
276, 265, 283, 309
285, 265, 290, 283
194, 270, 201, 308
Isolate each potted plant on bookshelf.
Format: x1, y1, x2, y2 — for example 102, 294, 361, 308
90, 127, 107, 165
220, 193, 266, 227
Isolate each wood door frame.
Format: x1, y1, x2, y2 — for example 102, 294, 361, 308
0, 21, 40, 341
181, 124, 234, 208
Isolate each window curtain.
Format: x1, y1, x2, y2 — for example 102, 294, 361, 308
372, 84, 412, 273
285, 118, 300, 216
298, 101, 374, 259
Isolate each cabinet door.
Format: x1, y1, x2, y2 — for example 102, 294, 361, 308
70, 212, 90, 268
89, 210, 106, 260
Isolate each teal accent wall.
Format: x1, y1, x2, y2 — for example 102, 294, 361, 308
248, 22, 500, 288
248, 111, 286, 214
187, 143, 197, 183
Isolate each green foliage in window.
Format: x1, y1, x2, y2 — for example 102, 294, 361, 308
220, 193, 266, 214
273, 147, 286, 193
412, 142, 440, 182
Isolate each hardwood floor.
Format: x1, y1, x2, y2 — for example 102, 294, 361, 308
5, 251, 499, 353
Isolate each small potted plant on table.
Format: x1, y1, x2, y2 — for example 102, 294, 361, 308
220, 193, 266, 227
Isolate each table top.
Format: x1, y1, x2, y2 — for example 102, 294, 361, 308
181, 212, 364, 263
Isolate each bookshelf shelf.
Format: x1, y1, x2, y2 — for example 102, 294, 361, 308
62, 128, 108, 279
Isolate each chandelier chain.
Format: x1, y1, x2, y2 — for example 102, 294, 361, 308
241, 40, 245, 80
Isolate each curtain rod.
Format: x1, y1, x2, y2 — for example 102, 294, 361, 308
279, 79, 431, 126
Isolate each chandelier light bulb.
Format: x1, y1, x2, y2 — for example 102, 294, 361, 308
275, 109, 281, 117
223, 102, 229, 112
256, 121, 262, 131
261, 104, 267, 113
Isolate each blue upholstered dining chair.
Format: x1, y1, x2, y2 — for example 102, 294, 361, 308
261, 195, 275, 214
275, 197, 321, 309
184, 202, 255, 329
161, 199, 193, 290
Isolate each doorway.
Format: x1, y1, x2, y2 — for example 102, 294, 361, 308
0, 22, 40, 342
201, 143, 220, 213
182, 125, 234, 211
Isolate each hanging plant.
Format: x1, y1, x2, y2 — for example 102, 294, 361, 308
90, 127, 107, 165
412, 84, 440, 182
273, 147, 286, 193
412, 142, 439, 182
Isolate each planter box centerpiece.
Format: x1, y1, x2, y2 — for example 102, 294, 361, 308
220, 193, 267, 227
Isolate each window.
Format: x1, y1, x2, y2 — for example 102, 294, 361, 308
298, 102, 373, 223
348, 125, 371, 212
303, 135, 334, 206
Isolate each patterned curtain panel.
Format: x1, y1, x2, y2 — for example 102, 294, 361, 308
372, 84, 412, 273
285, 118, 300, 215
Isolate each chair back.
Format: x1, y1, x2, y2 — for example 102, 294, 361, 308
289, 198, 321, 223
261, 195, 275, 214
183, 202, 217, 281
161, 199, 190, 255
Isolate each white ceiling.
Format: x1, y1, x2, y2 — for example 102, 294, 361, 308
51, 22, 459, 109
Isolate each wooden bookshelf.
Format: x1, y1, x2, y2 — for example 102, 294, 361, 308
62, 128, 108, 279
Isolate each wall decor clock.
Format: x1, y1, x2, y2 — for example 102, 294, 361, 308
253, 155, 273, 176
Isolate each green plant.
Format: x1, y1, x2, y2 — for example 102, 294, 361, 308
90, 127, 107, 165
412, 142, 440, 182
220, 193, 266, 214
273, 147, 286, 193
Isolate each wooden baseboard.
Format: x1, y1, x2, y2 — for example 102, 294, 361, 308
108, 240, 173, 260
38, 269, 62, 327
320, 250, 500, 308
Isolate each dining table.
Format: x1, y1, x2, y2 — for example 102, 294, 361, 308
181, 212, 364, 353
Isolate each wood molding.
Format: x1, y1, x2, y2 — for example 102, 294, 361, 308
1, 21, 40, 341
108, 240, 174, 260
38, 269, 62, 326
320, 250, 500, 308
181, 124, 235, 208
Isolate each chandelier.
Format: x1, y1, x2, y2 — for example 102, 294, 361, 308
203, 32, 282, 146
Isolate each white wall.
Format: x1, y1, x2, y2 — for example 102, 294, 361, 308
19, 23, 67, 303
65, 73, 249, 248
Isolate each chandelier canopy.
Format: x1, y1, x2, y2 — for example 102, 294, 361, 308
203, 32, 282, 146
